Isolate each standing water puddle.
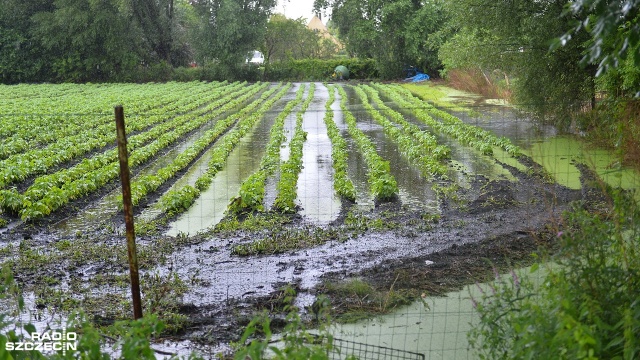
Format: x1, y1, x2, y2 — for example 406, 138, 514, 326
297, 83, 342, 223
55, 112, 227, 235
164, 106, 284, 236
330, 264, 548, 360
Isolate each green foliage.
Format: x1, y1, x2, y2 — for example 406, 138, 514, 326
160, 186, 200, 216
556, 0, 640, 79
233, 286, 334, 360
274, 84, 315, 213
264, 58, 378, 81
191, 0, 276, 75
262, 14, 333, 63
373, 83, 521, 156
469, 189, 640, 359
31, 0, 141, 82
315, 0, 451, 78
323, 85, 357, 201
228, 84, 307, 214
440, 0, 597, 125
164, 83, 291, 218
356, 85, 450, 178
336, 85, 399, 201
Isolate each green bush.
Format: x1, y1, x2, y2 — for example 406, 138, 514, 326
469, 188, 640, 359
263, 59, 378, 81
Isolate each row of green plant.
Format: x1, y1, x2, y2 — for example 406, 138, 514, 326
0, 82, 238, 188
322, 85, 356, 201
374, 83, 521, 156
0, 82, 218, 155
129, 83, 281, 208
7, 82, 251, 202
273, 83, 316, 213
336, 86, 399, 201
158, 83, 292, 216
0, 82, 176, 116
227, 84, 308, 214
0, 82, 265, 221
355, 85, 450, 178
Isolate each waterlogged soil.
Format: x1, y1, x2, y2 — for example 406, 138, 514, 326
0, 82, 621, 357
0, 157, 593, 355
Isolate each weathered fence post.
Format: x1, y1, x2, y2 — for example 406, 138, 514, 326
114, 105, 143, 320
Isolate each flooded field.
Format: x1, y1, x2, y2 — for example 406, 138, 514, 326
1, 81, 638, 357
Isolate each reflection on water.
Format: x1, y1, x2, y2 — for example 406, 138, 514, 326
55, 115, 224, 235
298, 83, 342, 223
165, 101, 286, 236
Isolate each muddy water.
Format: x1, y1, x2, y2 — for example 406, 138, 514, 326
344, 87, 439, 211
439, 95, 640, 196
297, 83, 342, 223
526, 136, 640, 198
330, 264, 550, 359
164, 101, 295, 236
55, 113, 227, 235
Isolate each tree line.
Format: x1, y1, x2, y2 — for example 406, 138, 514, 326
315, 0, 639, 129
0, 0, 277, 83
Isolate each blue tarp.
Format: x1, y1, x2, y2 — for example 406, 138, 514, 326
404, 72, 430, 82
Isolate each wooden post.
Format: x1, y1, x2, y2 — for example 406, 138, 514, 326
115, 105, 143, 320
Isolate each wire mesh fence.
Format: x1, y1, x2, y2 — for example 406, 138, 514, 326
1, 82, 638, 358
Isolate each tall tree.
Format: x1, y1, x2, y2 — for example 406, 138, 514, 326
440, 0, 596, 126
314, 0, 449, 78
0, 0, 55, 82
262, 14, 321, 62
191, 0, 275, 74
128, 0, 175, 63
32, 0, 141, 82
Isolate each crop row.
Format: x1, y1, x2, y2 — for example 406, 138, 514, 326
0, 82, 222, 117
337, 86, 398, 201
227, 84, 309, 214
132, 82, 286, 212
0, 82, 220, 150
273, 83, 316, 213
128, 83, 280, 206
0, 82, 226, 160
323, 85, 356, 201
159, 83, 294, 216
0, 82, 243, 188
159, 83, 292, 215
0, 83, 267, 220
355, 85, 450, 178
374, 83, 520, 156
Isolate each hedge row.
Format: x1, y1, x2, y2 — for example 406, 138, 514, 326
262, 58, 378, 81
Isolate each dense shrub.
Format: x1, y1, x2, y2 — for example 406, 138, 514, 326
263, 58, 378, 81
469, 187, 640, 359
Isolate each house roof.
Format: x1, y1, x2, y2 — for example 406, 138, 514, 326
307, 15, 342, 48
